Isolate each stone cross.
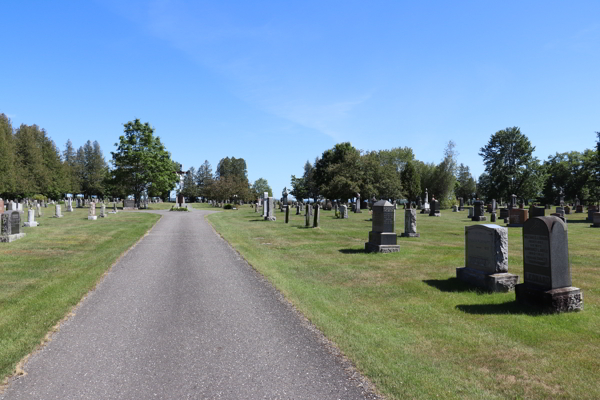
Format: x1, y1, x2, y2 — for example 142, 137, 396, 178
24, 209, 38, 227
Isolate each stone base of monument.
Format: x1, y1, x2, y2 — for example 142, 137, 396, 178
506, 223, 524, 227
264, 216, 276, 221
456, 267, 519, 292
23, 221, 38, 227
54, 215, 63, 218
88, 216, 97, 220
420, 209, 429, 214
364, 243, 400, 253
400, 232, 420, 237
591, 223, 600, 228
0, 233, 26, 243
471, 216, 487, 221
429, 212, 441, 217
515, 284, 583, 312
109, 211, 117, 214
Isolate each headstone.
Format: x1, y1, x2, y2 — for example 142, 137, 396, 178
100, 204, 106, 218
355, 193, 362, 213
456, 224, 518, 291
530, 206, 545, 217
67, 198, 73, 212
575, 196, 580, 207
1, 211, 26, 242
510, 194, 517, 209
591, 212, 600, 228
313, 204, 320, 228
423, 189, 430, 212
285, 205, 290, 223
491, 212, 496, 222
429, 199, 440, 217
264, 197, 276, 221
177, 193, 185, 208
365, 200, 400, 253
587, 208, 596, 222
458, 197, 464, 211
305, 204, 312, 227
296, 204, 300, 215
492, 199, 497, 212
515, 216, 583, 312
564, 205, 571, 215
472, 201, 487, 221
109, 202, 118, 214
88, 203, 97, 220
263, 192, 268, 218
255, 203, 258, 213
340, 205, 348, 219
508, 209, 528, 227
499, 208, 509, 220
54, 204, 63, 218
36, 204, 42, 217
452, 205, 458, 212
400, 208, 420, 237
23, 209, 38, 227
467, 207, 474, 218
123, 199, 135, 209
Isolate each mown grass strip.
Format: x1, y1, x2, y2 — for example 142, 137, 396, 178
0, 207, 160, 382
207, 204, 600, 400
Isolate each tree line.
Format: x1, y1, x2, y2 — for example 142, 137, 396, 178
180, 157, 273, 203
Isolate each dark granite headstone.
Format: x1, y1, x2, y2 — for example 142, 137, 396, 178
530, 206, 545, 217
365, 200, 399, 253
515, 216, 582, 312
472, 201, 487, 221
429, 200, 440, 217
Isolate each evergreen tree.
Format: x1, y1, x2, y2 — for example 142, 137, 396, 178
454, 163, 477, 201
0, 114, 17, 198
400, 160, 421, 202
196, 160, 214, 200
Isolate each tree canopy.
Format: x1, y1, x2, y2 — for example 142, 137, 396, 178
110, 119, 178, 204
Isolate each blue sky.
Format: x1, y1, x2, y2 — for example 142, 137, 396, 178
2, 1, 599, 198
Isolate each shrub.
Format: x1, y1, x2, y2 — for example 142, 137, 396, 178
223, 204, 233, 209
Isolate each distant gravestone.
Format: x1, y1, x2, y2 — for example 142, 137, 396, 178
100, 204, 106, 218
123, 200, 135, 209
472, 201, 487, 221
591, 212, 600, 228
456, 224, 518, 291
515, 216, 583, 312
1, 211, 26, 242
264, 197, 276, 221
109, 202, 118, 214
296, 204, 300, 215
564, 205, 571, 215
88, 203, 97, 220
508, 209, 528, 227
36, 204, 42, 217
285, 205, 290, 224
54, 204, 63, 218
429, 199, 440, 217
263, 192, 268, 218
23, 209, 38, 227
452, 205, 458, 212
458, 197, 464, 211
491, 212, 497, 222
305, 204, 312, 227
400, 208, 420, 237
467, 207, 474, 218
313, 204, 320, 228
340, 205, 348, 219
355, 193, 362, 213
586, 208, 596, 222
555, 207, 565, 218
365, 200, 399, 253
530, 206, 545, 217
66, 198, 73, 212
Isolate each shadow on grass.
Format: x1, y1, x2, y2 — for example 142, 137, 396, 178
566, 219, 593, 224
339, 248, 367, 254
423, 278, 479, 293
456, 301, 549, 316
248, 219, 266, 222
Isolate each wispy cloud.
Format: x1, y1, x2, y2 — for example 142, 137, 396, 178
544, 24, 600, 52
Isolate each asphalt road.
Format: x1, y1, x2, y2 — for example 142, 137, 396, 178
2, 208, 378, 400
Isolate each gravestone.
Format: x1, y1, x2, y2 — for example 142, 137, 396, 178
555, 207, 565, 218
54, 204, 63, 218
467, 207, 474, 218
365, 200, 400, 253
23, 209, 38, 227
264, 197, 276, 221
305, 204, 312, 227
313, 204, 320, 228
36, 204, 42, 217
492, 199, 497, 212
472, 201, 487, 221
177, 193, 185, 208
100, 204, 106, 218
515, 216, 583, 312
296, 204, 300, 215
587, 208, 597, 222
452, 205, 458, 212
0, 198, 4, 213
499, 208, 509, 220
285, 205, 290, 223
1, 211, 26, 242
109, 202, 118, 214
255, 203, 258, 213
491, 212, 496, 222
400, 208, 420, 237
88, 203, 97, 220
564, 205, 571, 215
123, 199, 135, 209
456, 224, 518, 292
458, 197, 464, 211
591, 212, 600, 228
429, 199, 440, 217
355, 193, 362, 213
508, 209, 528, 227
422, 189, 430, 213
263, 192, 268, 218
530, 206, 545, 217
510, 194, 517, 209
417, 198, 422, 210
340, 205, 348, 219
66, 198, 73, 212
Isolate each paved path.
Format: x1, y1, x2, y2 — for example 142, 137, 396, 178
2, 208, 376, 399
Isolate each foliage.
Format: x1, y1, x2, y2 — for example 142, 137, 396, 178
454, 163, 477, 201
314, 142, 361, 201
359, 151, 403, 201
196, 160, 214, 200
0, 114, 17, 197
400, 160, 421, 202
216, 157, 247, 180
541, 151, 590, 204
479, 127, 545, 202
291, 160, 318, 202
252, 178, 272, 199
181, 166, 198, 201
169, 206, 189, 211
209, 175, 251, 202
223, 204, 234, 209
110, 119, 178, 204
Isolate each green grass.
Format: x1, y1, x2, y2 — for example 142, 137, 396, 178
0, 206, 160, 383
206, 205, 600, 399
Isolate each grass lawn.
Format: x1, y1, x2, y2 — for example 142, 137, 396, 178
0, 206, 160, 384
207, 204, 600, 399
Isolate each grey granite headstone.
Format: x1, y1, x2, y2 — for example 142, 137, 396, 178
264, 197, 276, 221
54, 204, 63, 218
100, 204, 106, 218
1, 211, 26, 242
456, 224, 517, 291
491, 212, 496, 222
429, 199, 440, 217
340, 205, 348, 219
472, 201, 487, 221
365, 200, 399, 253
400, 208, 419, 237
515, 216, 582, 312
88, 203, 97, 220
263, 192, 268, 218
24, 209, 38, 227
305, 204, 312, 227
